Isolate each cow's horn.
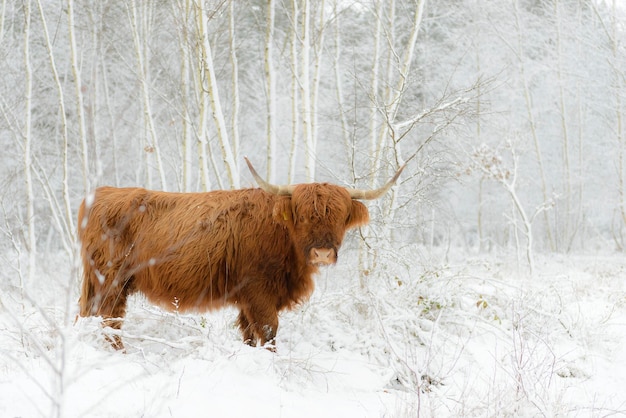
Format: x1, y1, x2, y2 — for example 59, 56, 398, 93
245, 157, 295, 196
348, 164, 406, 200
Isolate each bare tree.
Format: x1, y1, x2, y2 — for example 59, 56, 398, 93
174, 0, 194, 192
511, 0, 554, 250
288, 0, 300, 184
35, 0, 75, 247
369, 0, 384, 172
603, 1, 626, 249
554, 0, 573, 250
67, 0, 90, 193
228, 0, 240, 170
469, 140, 555, 276
0, 0, 6, 45
372, 0, 425, 182
194, 0, 239, 189
301, 0, 315, 181
265, 0, 277, 182
22, 0, 35, 283
128, 0, 167, 190
192, 0, 213, 191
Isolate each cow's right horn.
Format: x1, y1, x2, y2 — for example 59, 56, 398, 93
347, 164, 406, 200
245, 157, 295, 196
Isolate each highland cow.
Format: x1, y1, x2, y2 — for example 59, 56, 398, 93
78, 158, 404, 350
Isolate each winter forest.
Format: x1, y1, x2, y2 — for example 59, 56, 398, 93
1, 0, 626, 417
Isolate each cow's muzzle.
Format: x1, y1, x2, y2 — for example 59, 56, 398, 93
308, 247, 337, 266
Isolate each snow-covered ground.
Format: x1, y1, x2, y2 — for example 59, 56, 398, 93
1, 248, 625, 417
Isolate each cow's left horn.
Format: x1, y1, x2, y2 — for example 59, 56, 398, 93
245, 157, 295, 196
348, 164, 406, 200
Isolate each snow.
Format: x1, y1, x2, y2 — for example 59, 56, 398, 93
1, 249, 626, 417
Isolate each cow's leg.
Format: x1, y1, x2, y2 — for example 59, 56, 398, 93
95, 276, 132, 351
246, 305, 279, 351
236, 310, 257, 347
102, 321, 125, 350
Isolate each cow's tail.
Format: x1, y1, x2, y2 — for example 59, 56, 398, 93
77, 198, 96, 318
78, 265, 96, 317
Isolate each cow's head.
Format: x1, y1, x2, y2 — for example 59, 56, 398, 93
245, 158, 405, 266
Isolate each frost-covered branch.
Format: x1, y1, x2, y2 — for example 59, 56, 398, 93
393, 97, 469, 132
468, 141, 552, 276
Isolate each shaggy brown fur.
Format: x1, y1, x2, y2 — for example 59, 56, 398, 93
78, 182, 371, 350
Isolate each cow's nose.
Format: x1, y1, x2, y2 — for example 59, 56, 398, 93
309, 247, 337, 265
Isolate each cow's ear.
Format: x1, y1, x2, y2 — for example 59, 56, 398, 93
272, 197, 293, 225
346, 200, 369, 229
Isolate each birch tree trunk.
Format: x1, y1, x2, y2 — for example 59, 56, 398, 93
36, 0, 74, 245
0, 0, 6, 47
181, 25, 192, 192
194, 0, 239, 189
359, 0, 388, 283
288, 0, 299, 184
612, 0, 626, 245
512, 0, 555, 250
193, 1, 212, 191
229, 0, 240, 169
175, 0, 193, 192
373, 0, 424, 185
99, 53, 120, 187
265, 0, 276, 182
128, 0, 167, 190
573, 4, 584, 250
23, 0, 35, 282
67, 0, 90, 192
85, 6, 100, 187
554, 0, 572, 251
310, 0, 325, 172
301, 0, 314, 181
0, 0, 7, 45
369, 0, 383, 170
333, 2, 350, 159
475, 24, 484, 252
359, 0, 421, 284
